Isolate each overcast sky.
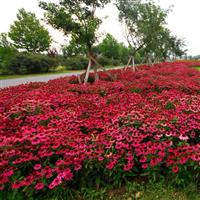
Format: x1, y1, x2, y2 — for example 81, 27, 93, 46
0, 0, 200, 55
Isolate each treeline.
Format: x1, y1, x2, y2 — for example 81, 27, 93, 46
0, 0, 187, 78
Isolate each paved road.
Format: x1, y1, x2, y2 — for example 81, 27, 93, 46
0, 67, 124, 89
0, 72, 82, 89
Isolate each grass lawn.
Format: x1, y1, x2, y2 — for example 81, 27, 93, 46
193, 66, 200, 71
0, 65, 124, 80
2, 181, 199, 200
88, 182, 199, 200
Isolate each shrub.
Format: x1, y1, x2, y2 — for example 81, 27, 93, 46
96, 55, 112, 66
59, 55, 120, 70
8, 53, 57, 74
62, 55, 88, 70
54, 66, 67, 72
0, 47, 18, 74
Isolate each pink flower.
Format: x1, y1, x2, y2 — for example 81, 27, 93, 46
74, 164, 82, 171
139, 156, 147, 163
106, 161, 116, 170
62, 170, 73, 181
142, 164, 148, 169
179, 135, 189, 141
172, 166, 179, 173
12, 181, 22, 189
3, 170, 14, 177
34, 164, 42, 170
98, 156, 104, 161
35, 183, 45, 190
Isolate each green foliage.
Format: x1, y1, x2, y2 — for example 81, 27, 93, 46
8, 53, 57, 74
130, 88, 142, 93
0, 33, 17, 74
62, 38, 87, 57
97, 33, 130, 64
39, 0, 111, 55
0, 33, 13, 48
96, 55, 112, 66
1, 172, 199, 200
61, 55, 88, 70
98, 33, 121, 59
0, 47, 18, 74
165, 102, 176, 110
8, 8, 52, 53
116, 0, 185, 61
143, 27, 186, 61
117, 0, 168, 54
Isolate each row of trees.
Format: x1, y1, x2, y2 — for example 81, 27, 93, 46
117, 0, 186, 66
0, 0, 186, 82
39, 0, 186, 82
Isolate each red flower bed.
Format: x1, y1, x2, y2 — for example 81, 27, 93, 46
0, 62, 200, 191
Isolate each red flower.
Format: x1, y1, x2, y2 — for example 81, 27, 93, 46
34, 164, 42, 170
35, 183, 45, 190
172, 166, 179, 173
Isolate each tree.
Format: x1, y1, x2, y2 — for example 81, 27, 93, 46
0, 33, 17, 74
62, 38, 87, 58
97, 33, 130, 64
98, 33, 120, 59
8, 8, 52, 53
168, 35, 186, 59
142, 27, 186, 62
0, 33, 12, 48
39, 0, 111, 83
116, 0, 168, 69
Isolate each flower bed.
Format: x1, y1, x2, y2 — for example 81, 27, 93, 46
0, 61, 200, 191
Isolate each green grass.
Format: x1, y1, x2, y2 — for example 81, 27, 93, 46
1, 180, 199, 200
193, 66, 200, 71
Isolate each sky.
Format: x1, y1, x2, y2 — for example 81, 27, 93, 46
0, 0, 200, 55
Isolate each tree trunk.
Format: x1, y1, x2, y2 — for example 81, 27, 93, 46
94, 64, 99, 81
125, 56, 132, 70
125, 56, 136, 72
84, 58, 92, 84
147, 57, 153, 67
131, 56, 136, 72
89, 55, 116, 81
141, 54, 148, 64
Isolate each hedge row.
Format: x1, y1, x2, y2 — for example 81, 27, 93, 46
0, 48, 123, 75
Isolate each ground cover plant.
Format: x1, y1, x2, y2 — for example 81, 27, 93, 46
0, 61, 200, 199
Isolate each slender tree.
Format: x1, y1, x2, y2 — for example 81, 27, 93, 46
97, 33, 130, 64
39, 0, 111, 83
116, 0, 168, 69
141, 27, 186, 62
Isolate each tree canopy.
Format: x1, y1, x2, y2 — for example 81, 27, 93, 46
39, 0, 111, 83
116, 0, 186, 63
8, 8, 52, 53
117, 0, 168, 55
97, 33, 130, 63
0, 33, 13, 48
39, 0, 110, 54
